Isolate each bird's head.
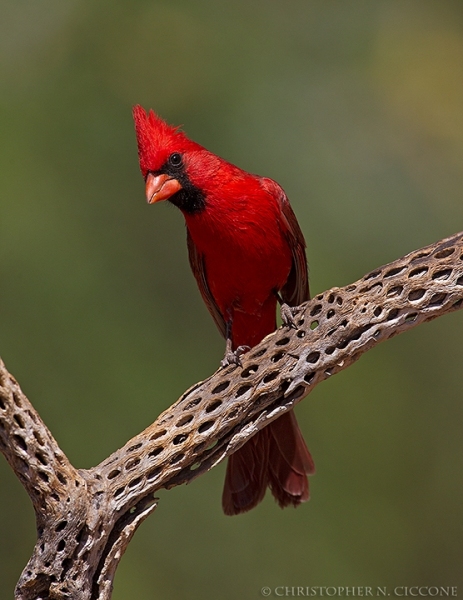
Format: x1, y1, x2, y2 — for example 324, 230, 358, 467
133, 105, 222, 214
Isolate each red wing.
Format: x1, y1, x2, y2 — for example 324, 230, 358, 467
267, 181, 310, 306
187, 229, 227, 339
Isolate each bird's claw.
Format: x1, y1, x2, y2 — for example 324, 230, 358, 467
280, 303, 299, 329
220, 345, 250, 369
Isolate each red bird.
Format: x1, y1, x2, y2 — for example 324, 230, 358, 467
133, 106, 315, 515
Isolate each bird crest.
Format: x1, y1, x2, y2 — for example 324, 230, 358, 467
133, 105, 197, 178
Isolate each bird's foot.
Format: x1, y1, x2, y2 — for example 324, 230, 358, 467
221, 345, 250, 369
280, 303, 299, 329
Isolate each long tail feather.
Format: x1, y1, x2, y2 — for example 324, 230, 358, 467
222, 411, 314, 515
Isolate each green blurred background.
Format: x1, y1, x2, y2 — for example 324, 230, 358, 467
1, 0, 463, 597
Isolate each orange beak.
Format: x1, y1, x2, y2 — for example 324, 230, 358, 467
145, 173, 183, 204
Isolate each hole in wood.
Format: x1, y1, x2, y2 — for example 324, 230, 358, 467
280, 381, 290, 394
364, 269, 381, 280
432, 268, 452, 281
435, 247, 455, 259
236, 384, 252, 397
150, 429, 167, 441
271, 351, 285, 363
411, 251, 431, 262
35, 452, 48, 466
205, 400, 222, 413
241, 365, 259, 378
149, 447, 163, 458
173, 433, 188, 445
286, 385, 306, 401
405, 312, 418, 323
306, 352, 320, 364
408, 289, 425, 301
38, 471, 49, 483
14, 435, 27, 451
147, 467, 161, 481
387, 285, 403, 298
170, 454, 185, 465
159, 414, 174, 425
364, 282, 382, 294
13, 414, 25, 428
263, 371, 279, 383
33, 431, 45, 445
408, 266, 428, 278
387, 308, 399, 320
55, 521, 68, 532
250, 348, 267, 358
384, 266, 406, 278
128, 477, 142, 488
304, 372, 315, 384
205, 440, 218, 451
428, 293, 447, 307
310, 304, 322, 316
125, 457, 141, 470
176, 415, 194, 427
198, 421, 214, 433
212, 381, 230, 394
27, 409, 38, 424
127, 443, 142, 452
183, 398, 202, 411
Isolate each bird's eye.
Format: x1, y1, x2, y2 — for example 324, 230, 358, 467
169, 153, 183, 168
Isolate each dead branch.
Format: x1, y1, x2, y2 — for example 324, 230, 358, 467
1, 231, 462, 600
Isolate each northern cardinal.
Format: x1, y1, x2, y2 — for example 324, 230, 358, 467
133, 106, 315, 515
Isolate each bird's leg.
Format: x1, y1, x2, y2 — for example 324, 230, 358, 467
220, 319, 250, 368
275, 291, 299, 329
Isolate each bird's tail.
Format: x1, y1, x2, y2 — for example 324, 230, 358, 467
222, 410, 315, 515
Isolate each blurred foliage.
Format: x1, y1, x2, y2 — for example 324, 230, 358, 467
1, 0, 463, 598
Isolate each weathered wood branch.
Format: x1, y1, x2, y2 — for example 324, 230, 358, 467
1, 231, 462, 599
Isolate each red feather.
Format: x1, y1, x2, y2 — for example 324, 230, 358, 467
134, 106, 315, 515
